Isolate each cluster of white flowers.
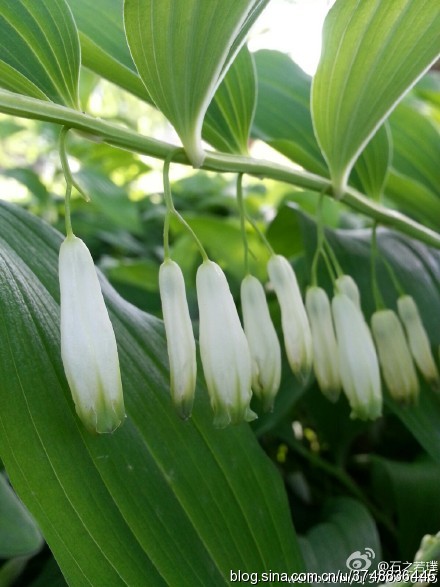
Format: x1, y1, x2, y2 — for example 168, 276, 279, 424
58, 235, 438, 432
160, 253, 439, 427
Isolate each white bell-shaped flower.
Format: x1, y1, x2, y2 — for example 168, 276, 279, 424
335, 275, 361, 309
332, 293, 382, 420
241, 274, 281, 411
159, 259, 197, 419
197, 261, 256, 427
371, 309, 419, 404
306, 286, 341, 402
397, 296, 439, 389
267, 255, 312, 380
59, 235, 125, 433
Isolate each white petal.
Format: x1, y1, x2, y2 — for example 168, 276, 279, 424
267, 255, 312, 380
59, 235, 125, 433
159, 259, 196, 418
371, 309, 419, 403
335, 275, 361, 309
332, 293, 382, 420
196, 261, 256, 427
241, 275, 281, 410
306, 287, 341, 402
397, 296, 439, 388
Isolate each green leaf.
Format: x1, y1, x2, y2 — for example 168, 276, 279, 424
349, 123, 392, 201
0, 0, 80, 108
370, 457, 440, 558
0, 473, 43, 558
0, 201, 304, 585
311, 0, 440, 196
73, 168, 143, 235
203, 47, 256, 155
384, 100, 440, 226
299, 497, 381, 582
123, 0, 268, 166
252, 50, 328, 177
67, 0, 151, 102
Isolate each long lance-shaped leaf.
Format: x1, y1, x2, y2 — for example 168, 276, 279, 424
311, 0, 440, 197
0, 0, 80, 108
0, 201, 304, 586
123, 0, 268, 167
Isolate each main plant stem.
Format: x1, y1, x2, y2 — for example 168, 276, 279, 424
1, 89, 440, 249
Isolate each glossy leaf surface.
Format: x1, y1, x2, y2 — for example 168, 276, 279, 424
0, 201, 303, 586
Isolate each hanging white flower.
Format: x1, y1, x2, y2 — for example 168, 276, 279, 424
241, 274, 281, 411
306, 286, 341, 402
371, 309, 419, 403
332, 293, 382, 420
59, 235, 125, 433
335, 274, 361, 309
397, 295, 439, 389
267, 255, 312, 381
159, 259, 197, 419
196, 260, 256, 428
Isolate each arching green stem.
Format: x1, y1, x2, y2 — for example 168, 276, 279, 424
162, 149, 208, 262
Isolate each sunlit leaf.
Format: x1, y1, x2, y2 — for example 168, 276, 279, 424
312, 0, 440, 196
124, 0, 268, 166
349, 123, 392, 201
0, 0, 80, 108
0, 201, 304, 585
203, 47, 256, 155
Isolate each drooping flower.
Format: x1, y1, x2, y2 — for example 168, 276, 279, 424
196, 260, 256, 428
159, 259, 197, 419
241, 274, 281, 411
371, 309, 419, 404
306, 286, 341, 402
267, 255, 312, 381
397, 295, 439, 389
332, 293, 382, 420
335, 274, 361, 309
59, 235, 125, 433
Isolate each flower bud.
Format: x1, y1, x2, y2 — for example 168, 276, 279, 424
59, 235, 125, 433
196, 261, 256, 428
159, 259, 197, 419
267, 255, 312, 381
397, 296, 439, 389
306, 287, 341, 402
241, 275, 281, 411
371, 309, 419, 404
332, 293, 382, 420
335, 275, 361, 309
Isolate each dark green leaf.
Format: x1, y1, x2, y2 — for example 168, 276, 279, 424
299, 497, 381, 584
0, 473, 43, 558
370, 456, 440, 558
252, 50, 327, 177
